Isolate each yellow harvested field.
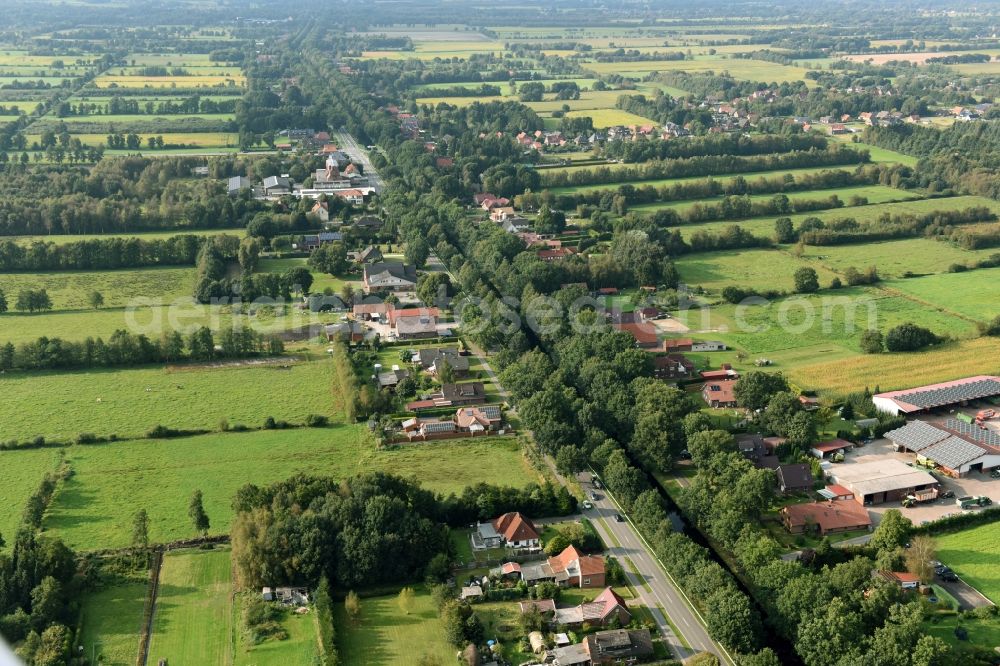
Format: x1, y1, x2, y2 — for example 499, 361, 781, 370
93, 75, 245, 88
565, 108, 657, 128
585, 57, 812, 83
786, 337, 1000, 397
26, 132, 238, 148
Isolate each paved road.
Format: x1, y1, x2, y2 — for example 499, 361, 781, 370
583, 479, 732, 664
938, 575, 994, 610
337, 128, 382, 193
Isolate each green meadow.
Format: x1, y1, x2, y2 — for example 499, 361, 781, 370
0, 358, 338, 442
32, 427, 538, 550
0, 266, 196, 310
78, 580, 147, 666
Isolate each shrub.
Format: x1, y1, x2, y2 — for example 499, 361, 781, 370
885, 322, 939, 352
306, 414, 330, 427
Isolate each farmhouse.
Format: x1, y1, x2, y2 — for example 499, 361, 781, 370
781, 499, 872, 535
872, 376, 1000, 416
300, 231, 342, 250
406, 382, 487, 411
703, 381, 737, 408
885, 418, 1000, 476
829, 459, 939, 505
354, 245, 383, 264
352, 302, 391, 321
875, 571, 921, 590
325, 321, 366, 343
615, 322, 659, 349
454, 405, 503, 432
736, 434, 766, 463
515, 545, 606, 588
476, 512, 540, 550
362, 262, 417, 293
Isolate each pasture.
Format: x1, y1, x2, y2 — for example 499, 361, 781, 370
936, 523, 1000, 604
147, 548, 234, 666
674, 247, 841, 292
805, 237, 1000, 279
5, 228, 244, 246
884, 268, 1000, 321
0, 447, 61, 546
0, 358, 339, 442
0, 266, 196, 310
78, 580, 147, 666
334, 586, 454, 666
93, 74, 245, 88
584, 57, 813, 83
32, 426, 538, 550
564, 107, 657, 128
255, 257, 358, 294
27, 131, 238, 148
234, 595, 320, 666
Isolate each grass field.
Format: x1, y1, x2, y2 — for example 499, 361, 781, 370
334, 586, 454, 666
33, 427, 538, 550
675, 247, 841, 291
0, 266, 196, 310
79, 580, 147, 666
805, 237, 1000, 279
0, 447, 60, 546
6, 228, 244, 245
633, 184, 919, 218
52, 112, 235, 125
94, 75, 245, 88
255, 257, 359, 294
885, 268, 1000, 321
936, 523, 1000, 604
148, 548, 233, 666
0, 358, 338, 442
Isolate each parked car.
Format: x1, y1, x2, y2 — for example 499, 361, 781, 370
590, 491, 599, 501
614, 513, 624, 522
940, 490, 955, 499
940, 571, 958, 582
582, 500, 593, 510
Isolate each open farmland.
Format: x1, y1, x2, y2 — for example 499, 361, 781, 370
805, 237, 1000, 278
884, 268, 1000, 321
5, 228, 244, 246
0, 266, 196, 310
584, 57, 813, 83
147, 548, 234, 666
0, 448, 61, 546
0, 358, 339, 442
29, 427, 538, 550
675, 247, 841, 292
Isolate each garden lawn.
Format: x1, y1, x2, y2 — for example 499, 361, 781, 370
233, 595, 319, 666
0, 447, 61, 548
924, 613, 1000, 656
0, 266, 196, 310
936, 523, 1000, 604
334, 587, 454, 666
255, 257, 360, 294
37, 426, 538, 550
148, 548, 234, 666
78, 580, 147, 666
0, 358, 339, 442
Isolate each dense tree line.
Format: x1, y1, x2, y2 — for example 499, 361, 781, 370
0, 325, 284, 372
538, 146, 869, 189
0, 234, 204, 271
795, 206, 996, 245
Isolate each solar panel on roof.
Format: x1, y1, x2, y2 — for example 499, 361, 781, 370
884, 420, 950, 452
895, 379, 1000, 409
944, 419, 1000, 448
921, 436, 988, 470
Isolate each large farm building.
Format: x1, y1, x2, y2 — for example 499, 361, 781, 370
885, 419, 1000, 477
872, 376, 1000, 416
829, 459, 939, 506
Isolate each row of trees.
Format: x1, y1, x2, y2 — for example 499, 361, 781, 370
0, 234, 206, 271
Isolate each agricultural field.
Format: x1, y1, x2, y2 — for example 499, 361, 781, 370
674, 247, 842, 292
0, 357, 339, 442
805, 237, 1000, 279
234, 595, 320, 666
147, 548, 234, 666
32, 427, 538, 550
936, 523, 1000, 604
5, 228, 244, 246
78, 580, 148, 666
585, 56, 814, 83
26, 131, 239, 149
0, 266, 196, 310
884, 268, 1000, 321
334, 587, 455, 666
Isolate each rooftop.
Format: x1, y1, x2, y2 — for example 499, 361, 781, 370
831, 459, 938, 496
875, 376, 1000, 413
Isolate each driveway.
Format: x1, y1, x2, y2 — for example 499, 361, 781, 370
936, 576, 995, 610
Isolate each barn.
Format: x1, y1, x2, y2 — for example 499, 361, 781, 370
872, 376, 1000, 416
885, 418, 1000, 477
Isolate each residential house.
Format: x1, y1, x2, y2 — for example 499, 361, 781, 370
653, 354, 694, 380
501, 216, 532, 234
333, 189, 365, 206
538, 247, 577, 261
416, 348, 470, 377
699, 364, 739, 381
875, 571, 921, 590
310, 200, 330, 223
810, 438, 854, 460
454, 405, 502, 433
736, 434, 766, 464
616, 322, 659, 349
354, 245, 383, 264
549, 545, 606, 588
388, 307, 441, 328
490, 206, 516, 222
377, 368, 408, 389
476, 512, 540, 550
703, 381, 737, 408
353, 216, 384, 232
552, 587, 630, 628
781, 499, 872, 535
396, 315, 438, 340
830, 123, 849, 134
352, 302, 391, 321
325, 321, 366, 343
439, 382, 487, 406
262, 175, 291, 196
301, 232, 343, 251
584, 629, 654, 666
362, 262, 417, 293
777, 463, 815, 494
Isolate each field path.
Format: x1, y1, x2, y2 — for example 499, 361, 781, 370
136, 550, 164, 666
